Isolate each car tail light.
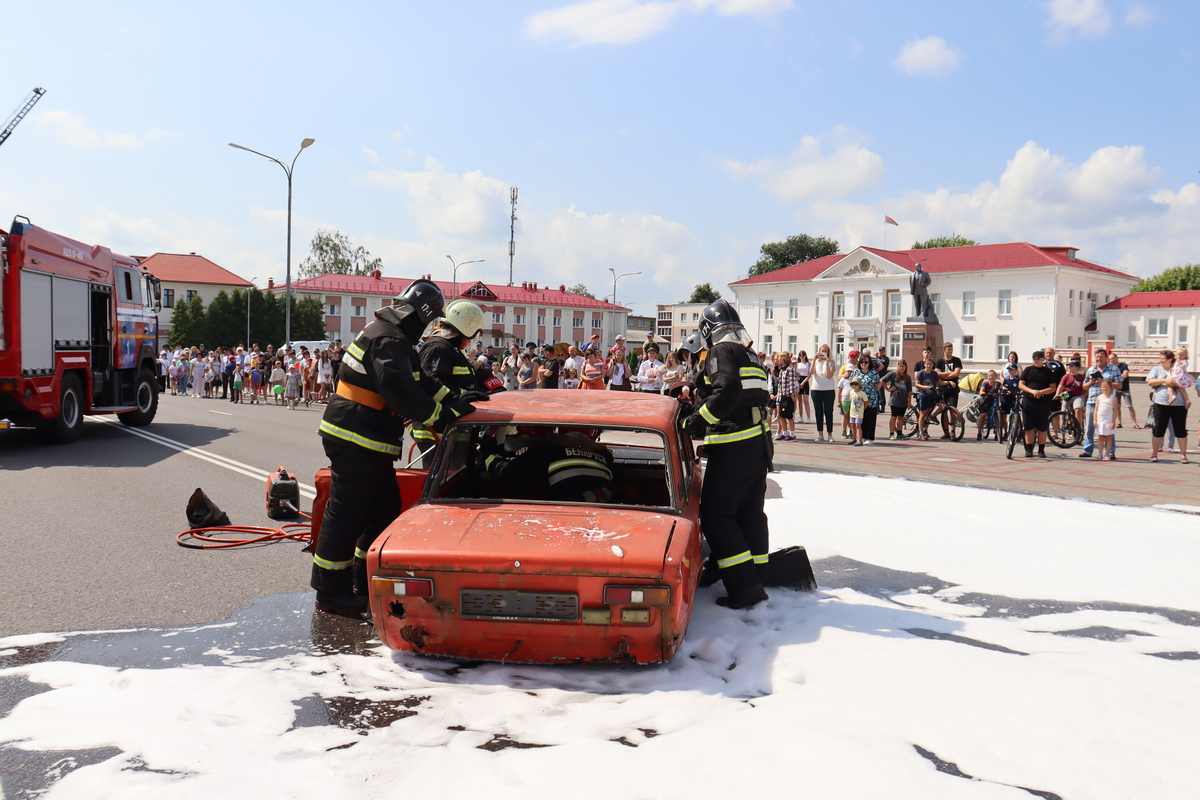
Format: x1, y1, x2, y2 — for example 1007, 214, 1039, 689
603, 585, 670, 606
371, 576, 434, 598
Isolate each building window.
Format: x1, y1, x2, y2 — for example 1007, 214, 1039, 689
162, 288, 175, 308
998, 290, 1012, 316
680, 313, 687, 322
692, 313, 699, 321
1089, 293, 1097, 317
591, 319, 602, 329
492, 312, 504, 324
962, 291, 975, 317
1066, 336, 1073, 348
327, 304, 340, 315
1180, 325, 1190, 344
1127, 325, 1137, 345
1068, 289, 1075, 316
888, 291, 901, 318
787, 335, 797, 352
995, 335, 1010, 362
186, 290, 198, 303
834, 335, 845, 359
512, 314, 525, 325
888, 333, 901, 359
764, 299, 774, 321
537, 314, 546, 326
815, 297, 820, 320
962, 335, 974, 360
834, 293, 845, 318
353, 305, 365, 316
573, 316, 584, 328
762, 335, 773, 353
858, 291, 873, 318
553, 315, 561, 327
929, 293, 941, 317
788, 298, 798, 320
1148, 319, 1168, 337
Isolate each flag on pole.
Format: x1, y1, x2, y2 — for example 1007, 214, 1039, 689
884, 216, 899, 226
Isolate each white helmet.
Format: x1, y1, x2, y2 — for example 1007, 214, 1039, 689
443, 299, 485, 339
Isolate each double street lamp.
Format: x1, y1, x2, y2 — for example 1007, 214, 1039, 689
228, 137, 315, 345
609, 267, 641, 344
446, 255, 484, 301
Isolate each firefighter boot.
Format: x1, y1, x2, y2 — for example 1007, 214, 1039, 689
714, 561, 769, 609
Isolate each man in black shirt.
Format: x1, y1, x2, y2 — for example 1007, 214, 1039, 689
874, 346, 890, 374
1018, 349, 1057, 458
1043, 346, 1066, 386
935, 342, 963, 439
539, 344, 560, 388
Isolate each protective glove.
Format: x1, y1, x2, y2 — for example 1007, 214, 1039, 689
682, 413, 708, 440
458, 390, 491, 403
433, 399, 475, 433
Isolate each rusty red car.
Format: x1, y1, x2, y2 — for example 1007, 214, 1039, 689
364, 390, 704, 664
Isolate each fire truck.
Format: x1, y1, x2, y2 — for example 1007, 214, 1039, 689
0, 216, 162, 442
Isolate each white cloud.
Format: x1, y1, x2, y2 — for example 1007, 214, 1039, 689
1124, 3, 1157, 26
1044, 0, 1113, 40
33, 110, 167, 151
365, 157, 512, 241
720, 128, 885, 202
804, 141, 1199, 277
524, 0, 790, 46
893, 36, 962, 77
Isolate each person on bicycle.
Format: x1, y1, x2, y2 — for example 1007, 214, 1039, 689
915, 358, 939, 441
1058, 361, 1087, 428
935, 343, 963, 439
999, 363, 1021, 441
1019, 350, 1057, 458
976, 369, 1000, 440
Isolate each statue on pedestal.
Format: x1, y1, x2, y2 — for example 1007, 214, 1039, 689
909, 263, 936, 322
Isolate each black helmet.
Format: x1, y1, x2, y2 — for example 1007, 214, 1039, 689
698, 299, 742, 348
393, 279, 445, 340
681, 331, 704, 354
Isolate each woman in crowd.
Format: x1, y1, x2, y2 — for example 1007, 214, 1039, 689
849, 352, 883, 444
659, 350, 686, 391
191, 353, 207, 398
809, 343, 837, 442
607, 349, 632, 391
518, 353, 536, 390
316, 349, 333, 403
881, 359, 911, 440
794, 351, 812, 424
1148, 349, 1190, 463
771, 351, 800, 442
580, 350, 607, 389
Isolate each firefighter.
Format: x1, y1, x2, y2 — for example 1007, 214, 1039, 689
482, 426, 616, 503
412, 299, 489, 464
683, 299, 772, 609
312, 280, 477, 619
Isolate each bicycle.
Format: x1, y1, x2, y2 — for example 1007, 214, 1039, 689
1005, 402, 1025, 459
1047, 394, 1084, 449
899, 394, 964, 441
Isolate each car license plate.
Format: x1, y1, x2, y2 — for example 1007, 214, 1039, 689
460, 590, 578, 621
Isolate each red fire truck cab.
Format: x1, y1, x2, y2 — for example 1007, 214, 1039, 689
0, 216, 162, 442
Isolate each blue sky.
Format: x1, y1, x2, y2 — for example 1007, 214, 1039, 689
2, 0, 1197, 316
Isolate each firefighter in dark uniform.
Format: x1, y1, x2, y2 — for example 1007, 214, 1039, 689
412, 299, 489, 464
482, 426, 616, 503
684, 299, 773, 609
312, 280, 476, 619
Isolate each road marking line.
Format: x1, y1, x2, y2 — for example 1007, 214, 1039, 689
208, 410, 232, 416
928, 457, 962, 462
87, 416, 317, 499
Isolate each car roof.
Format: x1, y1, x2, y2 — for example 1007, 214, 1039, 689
461, 389, 679, 431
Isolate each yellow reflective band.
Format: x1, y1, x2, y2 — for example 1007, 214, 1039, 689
412, 370, 422, 380
348, 342, 366, 359
484, 454, 501, 470
411, 425, 436, 441
698, 404, 720, 424
548, 458, 613, 483
313, 554, 353, 571
423, 402, 441, 427
739, 367, 765, 376
752, 553, 769, 565
318, 419, 402, 456
354, 548, 368, 560
433, 385, 450, 401
717, 551, 753, 569
704, 423, 766, 446
343, 351, 366, 374
451, 366, 472, 375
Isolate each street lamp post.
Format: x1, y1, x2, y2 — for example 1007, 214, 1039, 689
246, 277, 258, 346
609, 268, 641, 345
228, 138, 315, 345
446, 255, 484, 301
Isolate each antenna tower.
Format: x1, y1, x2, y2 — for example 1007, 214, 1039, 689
508, 187, 518, 286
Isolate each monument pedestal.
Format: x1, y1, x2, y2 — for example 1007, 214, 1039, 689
902, 320, 942, 368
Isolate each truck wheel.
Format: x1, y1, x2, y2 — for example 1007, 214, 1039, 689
39, 373, 85, 443
120, 369, 159, 427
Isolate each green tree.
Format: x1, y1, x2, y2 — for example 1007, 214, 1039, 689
289, 296, 328, 341
204, 290, 240, 348
1133, 263, 1200, 292
298, 228, 384, 278
685, 283, 721, 304
748, 234, 840, 277
911, 233, 979, 249
167, 295, 196, 348
568, 283, 595, 299
175, 294, 208, 347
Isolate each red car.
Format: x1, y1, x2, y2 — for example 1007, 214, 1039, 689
365, 390, 704, 664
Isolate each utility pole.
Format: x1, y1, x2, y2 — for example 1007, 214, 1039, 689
508, 187, 518, 286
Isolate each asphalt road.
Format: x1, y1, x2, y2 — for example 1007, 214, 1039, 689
0, 393, 338, 637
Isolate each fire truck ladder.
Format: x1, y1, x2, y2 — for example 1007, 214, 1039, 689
0, 87, 46, 148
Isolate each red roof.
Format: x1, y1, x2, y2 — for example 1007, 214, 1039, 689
1099, 290, 1200, 310
731, 242, 1136, 285
141, 253, 252, 287
290, 273, 627, 311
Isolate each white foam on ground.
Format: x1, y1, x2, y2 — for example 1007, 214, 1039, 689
2, 471, 1199, 799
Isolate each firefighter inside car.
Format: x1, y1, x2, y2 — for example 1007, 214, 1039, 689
311, 279, 482, 620
481, 425, 617, 504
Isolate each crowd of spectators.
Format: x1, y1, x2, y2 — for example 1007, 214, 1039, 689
158, 342, 341, 411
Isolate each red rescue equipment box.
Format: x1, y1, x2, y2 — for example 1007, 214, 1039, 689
308, 467, 427, 554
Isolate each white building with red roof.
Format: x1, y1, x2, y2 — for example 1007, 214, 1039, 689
140, 253, 253, 340
1095, 290, 1200, 357
286, 271, 629, 348
729, 242, 1139, 368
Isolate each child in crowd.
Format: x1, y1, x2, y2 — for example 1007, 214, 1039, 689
249, 361, 263, 404
881, 359, 911, 440
270, 362, 286, 405
976, 369, 999, 440
284, 365, 302, 410
848, 379, 867, 446
231, 363, 244, 404
837, 368, 854, 439
1168, 346, 1192, 407
915, 358, 939, 441
562, 367, 580, 390
1094, 378, 1116, 460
